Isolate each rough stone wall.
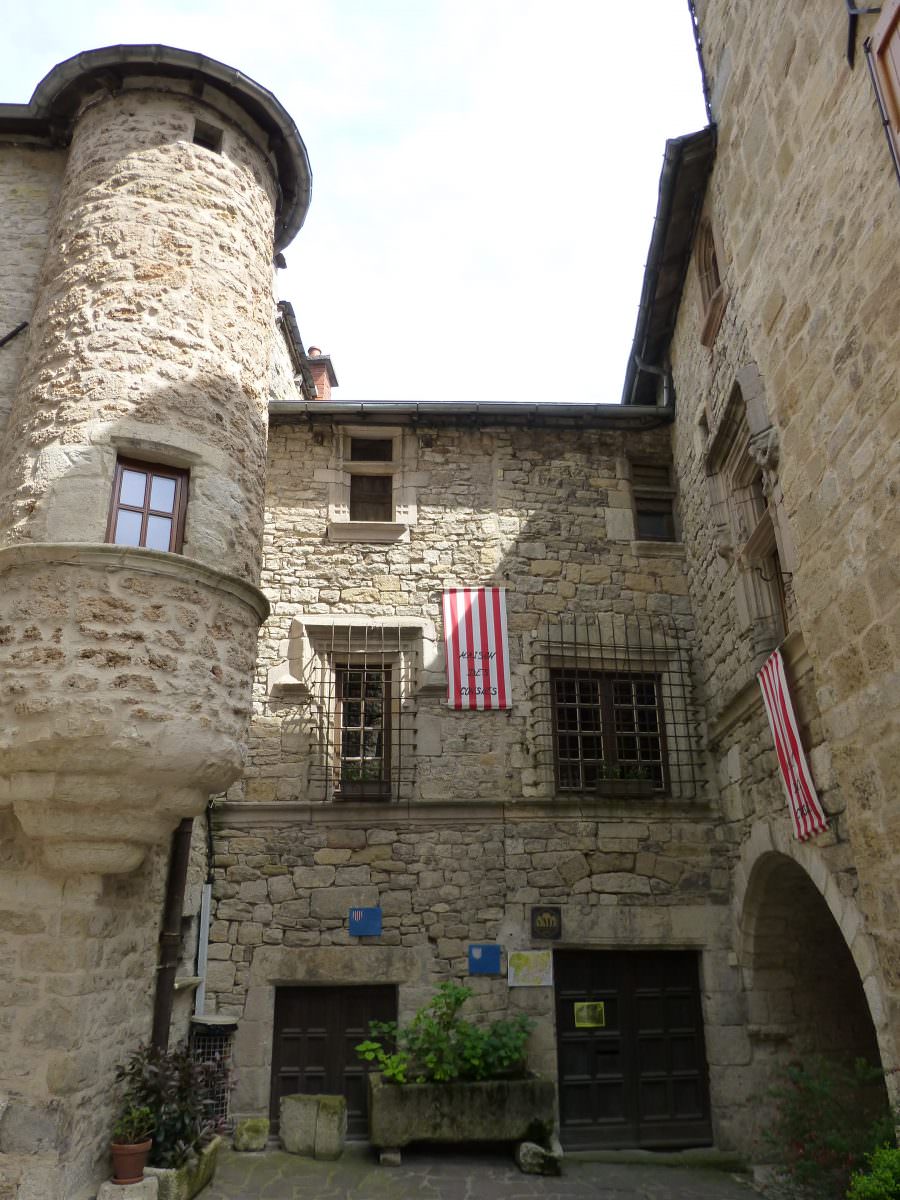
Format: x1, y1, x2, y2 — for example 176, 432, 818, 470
0, 815, 168, 1200
237, 420, 697, 806
0, 83, 279, 582
0, 547, 265, 872
669, 0, 899, 1104
0, 145, 63, 439
0, 72, 282, 1200
211, 810, 749, 1147
210, 415, 762, 1148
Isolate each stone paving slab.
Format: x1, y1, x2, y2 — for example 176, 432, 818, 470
205, 1145, 758, 1200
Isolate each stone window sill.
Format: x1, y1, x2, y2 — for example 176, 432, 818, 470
632, 539, 685, 557
327, 520, 408, 543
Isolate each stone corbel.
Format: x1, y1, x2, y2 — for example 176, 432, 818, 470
748, 426, 779, 473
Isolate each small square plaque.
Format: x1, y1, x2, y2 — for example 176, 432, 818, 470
531, 905, 562, 940
348, 907, 382, 936
468, 944, 502, 975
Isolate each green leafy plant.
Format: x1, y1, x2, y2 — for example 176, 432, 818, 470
111, 1103, 155, 1145
764, 1056, 895, 1199
115, 1043, 229, 1168
846, 1145, 900, 1200
356, 981, 533, 1085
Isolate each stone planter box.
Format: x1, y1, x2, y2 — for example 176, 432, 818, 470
368, 1074, 557, 1157
144, 1136, 221, 1200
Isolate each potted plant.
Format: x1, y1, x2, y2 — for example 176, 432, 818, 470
114, 1042, 229, 1198
356, 982, 557, 1162
110, 1103, 155, 1184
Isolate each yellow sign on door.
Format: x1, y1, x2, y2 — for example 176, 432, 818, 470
574, 1001, 606, 1028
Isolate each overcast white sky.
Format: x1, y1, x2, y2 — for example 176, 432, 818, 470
3, 1, 708, 403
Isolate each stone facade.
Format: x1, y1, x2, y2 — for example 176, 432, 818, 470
0, 9, 898, 1195
0, 48, 306, 1199
665, 0, 900, 1130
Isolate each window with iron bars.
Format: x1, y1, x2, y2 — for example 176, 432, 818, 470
335, 663, 392, 798
533, 613, 700, 801
553, 670, 667, 794
301, 622, 419, 803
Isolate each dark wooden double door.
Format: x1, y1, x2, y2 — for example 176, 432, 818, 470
270, 985, 396, 1137
555, 950, 712, 1149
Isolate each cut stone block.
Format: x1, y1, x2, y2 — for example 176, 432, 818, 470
314, 1094, 348, 1161
280, 1094, 318, 1156
144, 1136, 220, 1200
233, 1116, 270, 1151
515, 1140, 562, 1176
97, 1179, 159, 1199
280, 1093, 347, 1159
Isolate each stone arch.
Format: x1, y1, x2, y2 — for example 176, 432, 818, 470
733, 820, 896, 1118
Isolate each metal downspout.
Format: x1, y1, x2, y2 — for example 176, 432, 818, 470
151, 817, 194, 1051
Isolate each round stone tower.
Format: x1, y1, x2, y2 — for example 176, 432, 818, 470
0, 47, 311, 873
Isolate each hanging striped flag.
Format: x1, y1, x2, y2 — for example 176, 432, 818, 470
442, 587, 511, 710
758, 648, 828, 841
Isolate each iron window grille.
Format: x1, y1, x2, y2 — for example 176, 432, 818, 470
533, 613, 700, 801
189, 1023, 234, 1126
302, 622, 418, 803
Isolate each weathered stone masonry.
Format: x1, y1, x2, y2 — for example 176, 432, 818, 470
0, 47, 308, 1200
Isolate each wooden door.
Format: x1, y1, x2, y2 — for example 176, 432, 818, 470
270, 984, 396, 1137
554, 950, 712, 1149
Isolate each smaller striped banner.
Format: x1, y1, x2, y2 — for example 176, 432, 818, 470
758, 648, 828, 841
442, 587, 511, 710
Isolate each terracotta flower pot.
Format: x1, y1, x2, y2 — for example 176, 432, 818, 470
110, 1138, 152, 1185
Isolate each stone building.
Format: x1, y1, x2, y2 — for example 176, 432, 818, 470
0, 3, 898, 1195
0, 46, 309, 1199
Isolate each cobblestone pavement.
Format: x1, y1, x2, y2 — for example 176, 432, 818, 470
205, 1145, 758, 1199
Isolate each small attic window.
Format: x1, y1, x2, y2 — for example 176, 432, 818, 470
193, 120, 223, 153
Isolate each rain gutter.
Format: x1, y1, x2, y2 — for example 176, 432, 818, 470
268, 400, 673, 428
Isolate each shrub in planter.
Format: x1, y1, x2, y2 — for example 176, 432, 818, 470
115, 1042, 229, 1169
356, 981, 533, 1084
764, 1056, 894, 1200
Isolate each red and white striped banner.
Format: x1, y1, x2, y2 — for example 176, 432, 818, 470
442, 587, 511, 710
758, 648, 828, 841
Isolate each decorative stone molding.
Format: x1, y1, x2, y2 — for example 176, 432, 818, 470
267, 613, 444, 697
0, 543, 269, 874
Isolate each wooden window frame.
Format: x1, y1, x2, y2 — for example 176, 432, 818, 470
335, 662, 392, 800
630, 462, 678, 543
551, 669, 668, 797
868, 0, 900, 172
349, 473, 394, 522
106, 458, 189, 553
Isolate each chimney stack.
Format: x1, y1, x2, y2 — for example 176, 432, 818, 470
306, 346, 338, 402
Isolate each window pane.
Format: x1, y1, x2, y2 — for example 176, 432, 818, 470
120, 469, 148, 507
635, 504, 675, 541
145, 515, 173, 551
343, 731, 361, 757
350, 474, 392, 521
350, 438, 393, 462
149, 474, 177, 513
114, 509, 143, 546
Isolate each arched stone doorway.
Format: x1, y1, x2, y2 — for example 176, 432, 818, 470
741, 851, 881, 1062
737, 846, 890, 1152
